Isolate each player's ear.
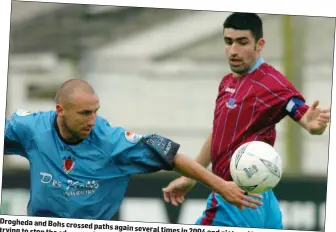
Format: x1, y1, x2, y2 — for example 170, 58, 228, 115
256, 38, 265, 52
56, 104, 64, 116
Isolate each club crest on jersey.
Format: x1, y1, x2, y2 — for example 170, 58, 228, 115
125, 131, 142, 143
226, 98, 237, 109
63, 156, 75, 174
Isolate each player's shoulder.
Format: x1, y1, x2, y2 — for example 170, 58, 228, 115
7, 109, 56, 135
94, 116, 121, 130
91, 116, 125, 139
92, 116, 145, 141
260, 63, 285, 76
221, 73, 233, 82
9, 109, 55, 125
90, 116, 141, 152
255, 63, 295, 88
218, 73, 233, 90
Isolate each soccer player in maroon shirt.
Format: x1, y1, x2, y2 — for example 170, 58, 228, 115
162, 12, 330, 229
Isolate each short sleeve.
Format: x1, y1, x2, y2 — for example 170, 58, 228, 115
256, 74, 309, 122
116, 132, 180, 175
4, 110, 35, 158
95, 118, 180, 175
284, 97, 310, 121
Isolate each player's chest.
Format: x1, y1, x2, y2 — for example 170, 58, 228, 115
214, 79, 259, 118
29, 133, 122, 179
29, 135, 125, 198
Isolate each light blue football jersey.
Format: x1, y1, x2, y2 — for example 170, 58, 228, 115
4, 110, 180, 219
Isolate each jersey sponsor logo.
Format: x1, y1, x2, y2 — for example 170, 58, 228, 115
40, 172, 61, 188
63, 156, 75, 174
15, 109, 32, 116
125, 131, 142, 143
64, 179, 99, 197
225, 87, 235, 93
226, 98, 237, 109
40, 172, 99, 196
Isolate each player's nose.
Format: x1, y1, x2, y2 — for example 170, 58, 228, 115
229, 43, 239, 55
87, 115, 96, 126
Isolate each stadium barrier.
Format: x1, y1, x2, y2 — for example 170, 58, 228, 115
1, 171, 326, 231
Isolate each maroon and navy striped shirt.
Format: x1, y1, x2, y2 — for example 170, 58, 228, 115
211, 62, 309, 181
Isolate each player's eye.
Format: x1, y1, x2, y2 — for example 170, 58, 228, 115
80, 111, 92, 116
238, 40, 249, 45
224, 39, 233, 45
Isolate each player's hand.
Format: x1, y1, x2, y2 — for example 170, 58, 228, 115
305, 100, 330, 135
217, 181, 263, 210
162, 176, 196, 206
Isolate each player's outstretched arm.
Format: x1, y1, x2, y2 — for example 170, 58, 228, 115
170, 152, 263, 210
162, 133, 212, 206
114, 129, 261, 210
275, 84, 330, 136
298, 100, 330, 135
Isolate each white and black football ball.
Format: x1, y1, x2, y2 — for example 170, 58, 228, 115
229, 141, 283, 194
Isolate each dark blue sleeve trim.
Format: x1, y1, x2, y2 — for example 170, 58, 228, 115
285, 97, 305, 118
144, 134, 180, 170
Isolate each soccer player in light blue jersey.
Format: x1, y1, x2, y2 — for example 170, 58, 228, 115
4, 79, 262, 220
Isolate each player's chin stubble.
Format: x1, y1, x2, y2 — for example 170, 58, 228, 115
230, 65, 249, 76
63, 121, 86, 141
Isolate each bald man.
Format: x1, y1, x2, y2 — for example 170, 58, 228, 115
4, 79, 262, 220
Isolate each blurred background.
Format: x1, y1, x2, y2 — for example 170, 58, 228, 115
2, 1, 335, 231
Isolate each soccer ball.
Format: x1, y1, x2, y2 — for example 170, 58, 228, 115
229, 141, 282, 194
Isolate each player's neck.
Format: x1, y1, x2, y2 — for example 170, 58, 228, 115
55, 116, 83, 145
232, 56, 264, 78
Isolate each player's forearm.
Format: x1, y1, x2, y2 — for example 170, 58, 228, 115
194, 133, 212, 168
172, 152, 225, 192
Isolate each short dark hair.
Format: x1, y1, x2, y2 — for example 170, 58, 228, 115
223, 12, 263, 41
